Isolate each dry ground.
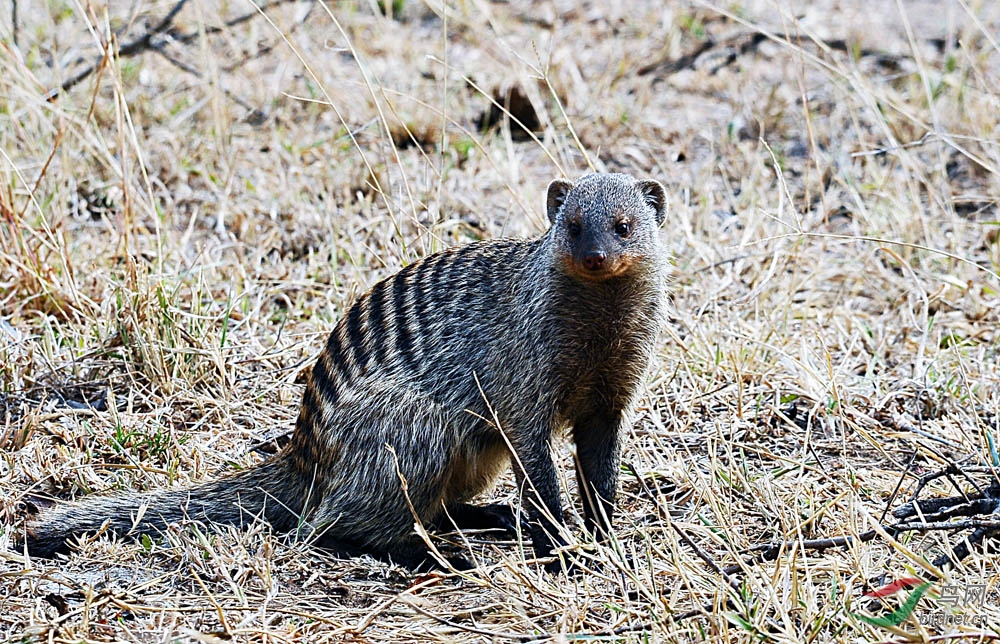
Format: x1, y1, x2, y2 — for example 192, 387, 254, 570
2, 0, 1000, 641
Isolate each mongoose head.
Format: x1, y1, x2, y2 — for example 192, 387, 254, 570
546, 173, 667, 281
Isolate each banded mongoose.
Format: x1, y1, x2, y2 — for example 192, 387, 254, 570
20, 172, 669, 570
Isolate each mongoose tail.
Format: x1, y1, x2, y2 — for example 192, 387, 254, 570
21, 457, 304, 558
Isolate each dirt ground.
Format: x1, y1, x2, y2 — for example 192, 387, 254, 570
2, 0, 999, 641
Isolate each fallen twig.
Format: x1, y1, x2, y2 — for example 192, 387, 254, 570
723, 530, 880, 577
50, 0, 191, 98
638, 28, 948, 79
47, 0, 303, 113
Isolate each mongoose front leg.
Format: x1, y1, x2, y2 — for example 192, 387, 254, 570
511, 429, 567, 563
573, 412, 624, 540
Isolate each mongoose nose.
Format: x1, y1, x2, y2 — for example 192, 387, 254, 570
582, 250, 607, 271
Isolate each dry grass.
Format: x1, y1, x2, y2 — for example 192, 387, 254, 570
1, 0, 999, 641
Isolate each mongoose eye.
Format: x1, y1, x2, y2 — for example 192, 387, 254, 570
567, 221, 582, 237
615, 221, 631, 237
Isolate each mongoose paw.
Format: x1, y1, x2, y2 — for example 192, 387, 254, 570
537, 546, 590, 575
543, 556, 571, 575
530, 525, 577, 574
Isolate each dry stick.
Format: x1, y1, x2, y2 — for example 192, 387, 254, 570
894, 495, 996, 520
50, 0, 191, 98
214, 2, 314, 96
723, 505, 990, 575
162, 0, 314, 102
10, 0, 17, 48
896, 517, 1000, 533
878, 449, 918, 524
254, 3, 397, 263
519, 621, 658, 644
385, 443, 464, 574
317, 2, 419, 246
665, 521, 746, 623
904, 498, 1000, 523
637, 25, 939, 79
8, 124, 67, 278
908, 462, 993, 504
932, 500, 1000, 569
893, 495, 971, 520
189, 567, 234, 638
638, 31, 767, 77
701, 4, 999, 178
637, 37, 718, 76
666, 509, 743, 599
626, 462, 744, 623
706, 33, 768, 75
722, 530, 880, 578
936, 525, 1000, 569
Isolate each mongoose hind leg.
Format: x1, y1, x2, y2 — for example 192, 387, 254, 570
438, 502, 526, 536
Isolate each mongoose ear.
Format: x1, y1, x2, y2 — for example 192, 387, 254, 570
546, 179, 574, 224
637, 180, 668, 226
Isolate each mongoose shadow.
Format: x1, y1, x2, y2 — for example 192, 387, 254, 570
18, 172, 670, 572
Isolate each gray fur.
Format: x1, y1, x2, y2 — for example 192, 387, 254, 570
21, 172, 670, 570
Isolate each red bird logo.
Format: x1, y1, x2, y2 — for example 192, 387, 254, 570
864, 577, 925, 598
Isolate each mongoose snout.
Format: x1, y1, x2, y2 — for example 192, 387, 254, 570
581, 249, 607, 272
